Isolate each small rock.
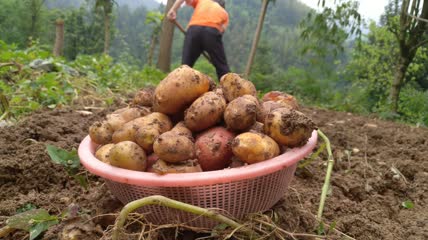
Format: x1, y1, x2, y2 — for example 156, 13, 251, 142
352, 148, 360, 153
364, 123, 378, 128
76, 110, 93, 116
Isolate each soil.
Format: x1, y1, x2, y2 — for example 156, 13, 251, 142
0, 105, 427, 240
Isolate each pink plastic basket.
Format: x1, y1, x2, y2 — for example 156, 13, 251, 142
78, 131, 317, 228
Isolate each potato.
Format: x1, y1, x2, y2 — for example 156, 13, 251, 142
89, 121, 114, 144
257, 101, 287, 122
112, 112, 172, 143
146, 153, 159, 172
262, 91, 299, 110
229, 156, 247, 168
153, 131, 195, 163
184, 89, 226, 132
195, 127, 235, 171
132, 86, 155, 107
231, 132, 280, 164
134, 126, 161, 153
106, 107, 151, 131
224, 95, 259, 131
171, 122, 194, 140
109, 141, 147, 171
95, 143, 115, 164
249, 121, 264, 133
153, 65, 211, 114
264, 108, 316, 147
150, 159, 202, 174
220, 73, 257, 102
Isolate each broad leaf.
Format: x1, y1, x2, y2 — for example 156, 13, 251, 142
29, 220, 59, 240
6, 209, 56, 231
46, 145, 80, 169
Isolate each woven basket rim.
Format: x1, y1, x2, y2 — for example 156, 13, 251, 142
78, 131, 317, 187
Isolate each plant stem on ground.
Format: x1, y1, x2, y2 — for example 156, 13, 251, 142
316, 129, 335, 220
112, 195, 258, 240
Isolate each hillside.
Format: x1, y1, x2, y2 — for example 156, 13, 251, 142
45, 0, 159, 10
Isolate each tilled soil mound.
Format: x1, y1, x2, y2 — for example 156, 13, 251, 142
0, 106, 427, 240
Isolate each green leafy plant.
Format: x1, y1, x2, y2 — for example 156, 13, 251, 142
46, 145, 87, 189
401, 200, 414, 209
5, 209, 59, 240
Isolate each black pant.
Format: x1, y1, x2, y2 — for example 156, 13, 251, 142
182, 25, 230, 80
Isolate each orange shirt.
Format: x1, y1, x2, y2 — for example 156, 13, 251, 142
187, 0, 229, 33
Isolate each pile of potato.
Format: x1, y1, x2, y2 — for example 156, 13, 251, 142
89, 65, 316, 174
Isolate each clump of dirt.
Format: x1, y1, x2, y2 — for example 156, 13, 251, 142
0, 106, 427, 239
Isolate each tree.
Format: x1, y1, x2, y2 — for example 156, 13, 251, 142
27, 0, 47, 40
53, 19, 64, 57
145, 11, 164, 66
244, 0, 275, 77
157, 0, 176, 72
94, 0, 115, 55
386, 0, 428, 112
300, 0, 361, 57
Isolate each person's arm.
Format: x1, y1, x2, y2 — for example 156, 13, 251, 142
220, 12, 229, 33
167, 0, 194, 21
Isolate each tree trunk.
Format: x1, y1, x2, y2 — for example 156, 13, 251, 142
244, 0, 269, 77
53, 19, 64, 57
104, 13, 111, 55
156, 0, 175, 72
390, 56, 410, 113
148, 35, 157, 66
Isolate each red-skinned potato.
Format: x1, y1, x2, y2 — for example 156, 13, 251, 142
89, 121, 114, 145
231, 132, 280, 164
109, 141, 147, 171
220, 73, 257, 102
195, 127, 235, 171
264, 108, 316, 147
146, 153, 159, 172
184, 89, 226, 132
262, 91, 299, 110
153, 65, 210, 114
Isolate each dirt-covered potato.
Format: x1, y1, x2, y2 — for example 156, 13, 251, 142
150, 159, 203, 174
89, 121, 114, 145
95, 143, 115, 164
184, 89, 226, 132
249, 121, 264, 133
132, 86, 155, 107
153, 131, 195, 163
231, 132, 280, 164
171, 122, 194, 140
195, 127, 235, 171
153, 65, 211, 114
134, 126, 161, 153
112, 112, 172, 143
106, 106, 151, 131
109, 141, 147, 171
257, 101, 288, 123
262, 91, 299, 110
224, 95, 259, 131
220, 73, 257, 102
264, 108, 316, 147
